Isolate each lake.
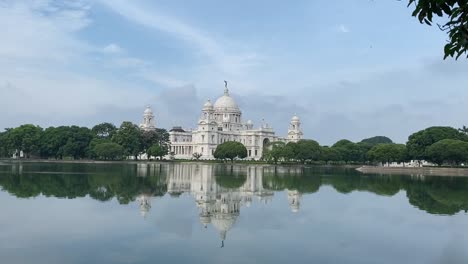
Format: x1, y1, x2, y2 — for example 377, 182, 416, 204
1, 162, 468, 264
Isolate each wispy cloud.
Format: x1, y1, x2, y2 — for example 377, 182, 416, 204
338, 24, 350, 33
97, 0, 260, 75
102, 43, 124, 54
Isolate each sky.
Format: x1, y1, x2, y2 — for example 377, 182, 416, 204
1, 0, 467, 145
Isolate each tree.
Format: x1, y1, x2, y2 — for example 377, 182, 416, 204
92, 123, 117, 139
39, 126, 71, 159
459, 125, 468, 135
147, 144, 168, 160
426, 139, 468, 165
407, 126, 468, 160
320, 146, 341, 164
283, 142, 298, 162
408, 0, 468, 59
141, 129, 170, 155
263, 142, 286, 164
38, 126, 92, 159
192, 152, 203, 160
295, 139, 321, 163
368, 144, 408, 165
112, 122, 143, 160
360, 136, 393, 146
213, 141, 248, 162
62, 126, 94, 159
9, 124, 43, 158
93, 142, 124, 160
332, 139, 365, 163
0, 129, 14, 158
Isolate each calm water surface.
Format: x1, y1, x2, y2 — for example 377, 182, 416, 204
1, 162, 468, 264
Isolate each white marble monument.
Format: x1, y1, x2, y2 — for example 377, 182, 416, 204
140, 82, 303, 160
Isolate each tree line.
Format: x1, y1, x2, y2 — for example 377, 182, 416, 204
262, 126, 468, 166
0, 122, 170, 160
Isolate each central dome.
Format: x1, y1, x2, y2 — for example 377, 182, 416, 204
214, 87, 240, 112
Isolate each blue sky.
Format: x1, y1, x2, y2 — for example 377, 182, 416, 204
1, 0, 467, 144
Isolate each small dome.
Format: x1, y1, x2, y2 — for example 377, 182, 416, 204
203, 99, 213, 110
291, 115, 300, 122
144, 106, 153, 114
246, 120, 253, 125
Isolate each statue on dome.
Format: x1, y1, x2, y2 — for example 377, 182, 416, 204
224, 80, 228, 88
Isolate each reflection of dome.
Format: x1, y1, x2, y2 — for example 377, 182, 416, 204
200, 215, 211, 224
214, 88, 240, 112
211, 214, 238, 241
287, 190, 301, 213
200, 214, 211, 228
137, 194, 152, 218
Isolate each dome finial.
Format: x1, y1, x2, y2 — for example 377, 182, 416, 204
224, 80, 229, 95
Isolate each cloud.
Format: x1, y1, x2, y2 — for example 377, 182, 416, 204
338, 24, 350, 33
0, 0, 91, 62
102, 43, 124, 54
97, 0, 261, 75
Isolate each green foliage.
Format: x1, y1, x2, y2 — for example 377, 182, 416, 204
92, 123, 117, 139
39, 126, 92, 159
62, 126, 94, 159
9, 124, 43, 158
332, 139, 367, 163
426, 139, 468, 165
141, 129, 170, 155
93, 143, 124, 160
147, 144, 168, 160
40, 126, 70, 159
112, 122, 143, 159
263, 142, 286, 164
406, 126, 468, 160
360, 136, 393, 146
0, 130, 13, 158
408, 0, 468, 59
368, 144, 408, 164
213, 141, 248, 161
282, 142, 297, 161
459, 125, 468, 135
320, 146, 341, 163
295, 139, 321, 163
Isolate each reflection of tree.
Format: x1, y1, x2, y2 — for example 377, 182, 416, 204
3, 163, 468, 216
262, 172, 320, 194
326, 173, 402, 196
214, 165, 247, 189
405, 178, 468, 215
0, 163, 167, 204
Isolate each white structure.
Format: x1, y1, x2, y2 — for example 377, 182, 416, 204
141, 82, 303, 160
140, 105, 156, 131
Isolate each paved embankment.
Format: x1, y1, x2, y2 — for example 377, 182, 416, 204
357, 166, 468, 177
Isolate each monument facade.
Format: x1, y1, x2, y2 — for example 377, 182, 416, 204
140, 82, 303, 160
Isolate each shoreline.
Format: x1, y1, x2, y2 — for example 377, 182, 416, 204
357, 165, 468, 177
0, 158, 359, 168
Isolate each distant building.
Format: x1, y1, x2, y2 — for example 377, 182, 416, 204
140, 82, 303, 160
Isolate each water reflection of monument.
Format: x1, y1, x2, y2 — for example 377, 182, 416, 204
135, 164, 304, 243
